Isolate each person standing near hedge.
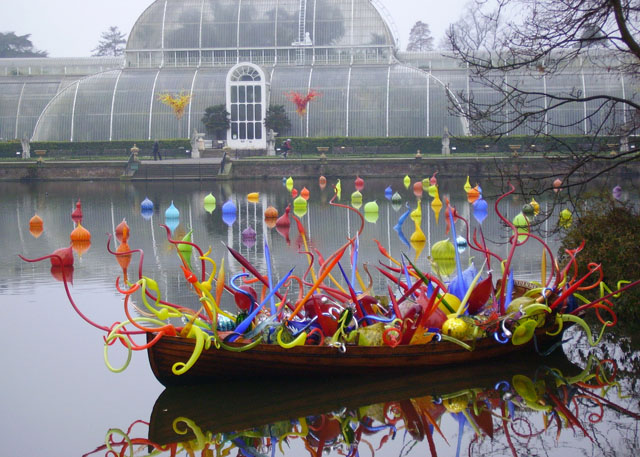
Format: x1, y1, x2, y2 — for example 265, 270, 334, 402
281, 139, 291, 158
153, 141, 162, 160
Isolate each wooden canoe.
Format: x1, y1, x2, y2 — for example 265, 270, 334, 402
148, 350, 579, 445
146, 324, 565, 386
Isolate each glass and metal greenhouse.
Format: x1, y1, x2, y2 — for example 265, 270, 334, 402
0, 0, 634, 148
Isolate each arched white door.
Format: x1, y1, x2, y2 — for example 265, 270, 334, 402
226, 63, 267, 149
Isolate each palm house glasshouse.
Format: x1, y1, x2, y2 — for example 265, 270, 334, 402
0, 0, 634, 150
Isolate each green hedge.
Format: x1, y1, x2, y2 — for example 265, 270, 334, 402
290, 137, 441, 154
0, 142, 21, 158
0, 139, 191, 159
1, 135, 626, 158
289, 135, 624, 155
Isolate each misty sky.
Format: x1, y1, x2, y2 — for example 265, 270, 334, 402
1, 0, 468, 57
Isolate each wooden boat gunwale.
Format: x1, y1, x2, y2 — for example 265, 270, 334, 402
147, 321, 565, 386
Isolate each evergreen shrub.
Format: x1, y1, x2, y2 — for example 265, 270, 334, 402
559, 198, 640, 337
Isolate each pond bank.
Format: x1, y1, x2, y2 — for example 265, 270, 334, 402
1, 155, 638, 181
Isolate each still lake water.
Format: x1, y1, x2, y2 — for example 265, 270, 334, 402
1, 177, 638, 457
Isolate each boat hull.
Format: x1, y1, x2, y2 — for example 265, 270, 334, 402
147, 328, 564, 386
148, 350, 578, 445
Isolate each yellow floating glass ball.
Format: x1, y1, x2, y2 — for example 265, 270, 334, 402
442, 316, 469, 339
431, 239, 456, 276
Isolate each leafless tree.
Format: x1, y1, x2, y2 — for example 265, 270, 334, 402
439, 1, 500, 51
446, 0, 640, 197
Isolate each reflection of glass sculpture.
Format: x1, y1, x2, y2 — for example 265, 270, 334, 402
293, 195, 308, 217
363, 201, 379, 223
221, 211, 236, 227
29, 214, 44, 238
221, 199, 237, 226
203, 193, 216, 214
87, 356, 632, 457
241, 226, 257, 248
384, 185, 393, 200
141, 197, 154, 212
164, 217, 179, 235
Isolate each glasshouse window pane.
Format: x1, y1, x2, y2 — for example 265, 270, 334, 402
247, 122, 254, 139
201, 0, 239, 48
247, 105, 254, 121
238, 0, 275, 47
276, 0, 298, 47
247, 86, 254, 103
254, 122, 262, 139
231, 86, 237, 103
239, 122, 246, 139
255, 85, 261, 100
239, 105, 246, 121
254, 104, 261, 119
163, 0, 200, 49
231, 122, 238, 138
231, 104, 238, 119
239, 86, 246, 103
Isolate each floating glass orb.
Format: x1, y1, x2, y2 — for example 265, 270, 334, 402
456, 235, 468, 253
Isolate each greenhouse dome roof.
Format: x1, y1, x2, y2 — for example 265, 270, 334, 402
30, 64, 468, 142
126, 0, 395, 55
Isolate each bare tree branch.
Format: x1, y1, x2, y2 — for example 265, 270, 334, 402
443, 0, 639, 205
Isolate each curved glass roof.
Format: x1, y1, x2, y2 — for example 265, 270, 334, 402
31, 63, 467, 141
0, 57, 122, 140
0, 76, 81, 141
126, 0, 395, 55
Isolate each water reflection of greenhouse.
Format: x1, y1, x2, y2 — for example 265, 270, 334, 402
7, 179, 561, 311
1, 0, 635, 149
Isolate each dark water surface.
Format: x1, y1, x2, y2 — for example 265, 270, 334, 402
1, 177, 638, 457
